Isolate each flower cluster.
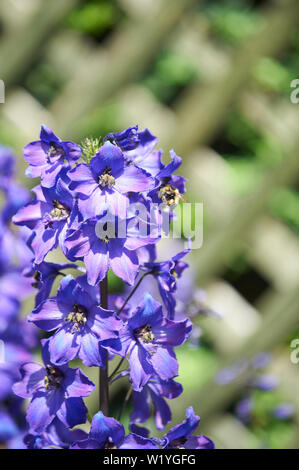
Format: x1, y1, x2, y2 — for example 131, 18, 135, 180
10, 125, 214, 449
0, 145, 37, 448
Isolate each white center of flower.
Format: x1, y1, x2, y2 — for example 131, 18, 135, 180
50, 200, 70, 220
44, 366, 63, 390
135, 324, 155, 344
158, 184, 180, 206
65, 304, 87, 333
99, 167, 115, 188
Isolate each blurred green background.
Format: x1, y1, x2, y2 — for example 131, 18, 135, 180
1, 0, 299, 449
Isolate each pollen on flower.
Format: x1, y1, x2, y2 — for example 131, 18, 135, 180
44, 365, 63, 390
65, 304, 87, 332
135, 324, 155, 344
158, 184, 180, 207
47, 142, 65, 161
98, 167, 115, 188
50, 200, 70, 220
47, 146, 56, 156
104, 439, 117, 449
170, 267, 178, 279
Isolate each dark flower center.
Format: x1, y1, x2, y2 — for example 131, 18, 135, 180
104, 136, 118, 146
134, 324, 155, 344
98, 167, 115, 188
65, 304, 87, 333
104, 439, 117, 449
32, 271, 41, 288
170, 262, 178, 279
158, 184, 180, 207
44, 365, 64, 390
169, 437, 187, 449
50, 200, 70, 221
47, 142, 65, 162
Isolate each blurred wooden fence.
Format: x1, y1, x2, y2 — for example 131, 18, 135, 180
1, 0, 299, 448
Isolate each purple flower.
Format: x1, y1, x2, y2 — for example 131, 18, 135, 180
13, 178, 81, 264
0, 179, 32, 269
103, 126, 140, 151
273, 403, 294, 421
251, 353, 272, 369
248, 374, 278, 391
0, 341, 32, 401
132, 376, 182, 430
143, 248, 190, 318
0, 409, 20, 443
24, 418, 88, 449
0, 146, 16, 190
1, 182, 30, 223
67, 141, 155, 219
71, 411, 157, 449
235, 397, 253, 424
13, 339, 94, 433
0, 285, 20, 333
162, 407, 214, 449
64, 214, 156, 286
25, 260, 84, 307
126, 133, 187, 209
114, 295, 192, 391
114, 371, 182, 431
125, 129, 160, 175
0, 266, 33, 301
148, 150, 186, 208
28, 275, 121, 367
23, 125, 81, 187
216, 354, 275, 388
0, 224, 33, 270
0, 268, 34, 332
2, 317, 38, 353
7, 430, 27, 449
215, 359, 249, 385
